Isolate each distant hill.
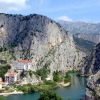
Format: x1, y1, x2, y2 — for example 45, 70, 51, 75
73, 36, 96, 54
58, 20, 100, 44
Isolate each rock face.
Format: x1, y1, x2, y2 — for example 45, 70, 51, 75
86, 71, 100, 100
58, 20, 100, 44
80, 43, 100, 75
80, 43, 100, 100
0, 13, 85, 71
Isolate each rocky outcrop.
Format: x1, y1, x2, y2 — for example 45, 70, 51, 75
86, 71, 100, 100
79, 43, 100, 100
80, 43, 100, 75
0, 13, 85, 72
58, 20, 100, 44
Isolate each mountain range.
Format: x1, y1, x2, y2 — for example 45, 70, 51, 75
58, 20, 100, 44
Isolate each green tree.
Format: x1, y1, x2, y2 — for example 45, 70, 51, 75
64, 72, 71, 83
53, 71, 62, 82
0, 64, 11, 79
38, 91, 62, 100
36, 68, 49, 80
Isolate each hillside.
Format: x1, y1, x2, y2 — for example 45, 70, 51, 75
0, 13, 85, 72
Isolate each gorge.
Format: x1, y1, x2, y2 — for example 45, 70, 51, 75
0, 13, 99, 100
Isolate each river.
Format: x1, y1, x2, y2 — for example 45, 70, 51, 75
6, 73, 87, 100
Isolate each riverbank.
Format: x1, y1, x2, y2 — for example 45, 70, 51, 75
0, 91, 23, 96
15, 80, 59, 94
6, 73, 87, 100
59, 82, 70, 87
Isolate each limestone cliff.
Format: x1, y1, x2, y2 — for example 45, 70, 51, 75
86, 71, 100, 100
80, 43, 100, 75
0, 13, 85, 71
79, 43, 100, 100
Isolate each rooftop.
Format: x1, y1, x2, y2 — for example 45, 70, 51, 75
18, 60, 30, 63
0, 82, 4, 85
5, 72, 17, 76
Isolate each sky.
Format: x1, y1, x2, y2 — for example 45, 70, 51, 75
0, 0, 100, 23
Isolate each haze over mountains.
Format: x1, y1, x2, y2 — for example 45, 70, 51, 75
58, 20, 100, 44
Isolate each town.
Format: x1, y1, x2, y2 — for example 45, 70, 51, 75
0, 60, 41, 94
0, 58, 72, 96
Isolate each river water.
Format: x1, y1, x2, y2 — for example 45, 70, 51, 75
6, 73, 87, 100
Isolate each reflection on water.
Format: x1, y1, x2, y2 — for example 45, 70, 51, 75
7, 73, 87, 100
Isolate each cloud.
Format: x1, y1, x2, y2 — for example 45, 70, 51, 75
0, 0, 30, 12
55, 16, 72, 21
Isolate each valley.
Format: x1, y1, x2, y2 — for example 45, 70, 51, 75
0, 13, 99, 100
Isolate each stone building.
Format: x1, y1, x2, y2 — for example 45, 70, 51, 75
13, 60, 32, 71
5, 72, 18, 84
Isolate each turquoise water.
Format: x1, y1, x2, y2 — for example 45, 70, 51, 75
6, 73, 87, 100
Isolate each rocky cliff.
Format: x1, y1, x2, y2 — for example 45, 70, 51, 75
80, 43, 100, 75
0, 13, 85, 71
58, 20, 100, 44
86, 71, 100, 100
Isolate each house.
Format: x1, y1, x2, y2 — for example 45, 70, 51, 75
0, 82, 4, 90
5, 72, 18, 84
13, 60, 32, 71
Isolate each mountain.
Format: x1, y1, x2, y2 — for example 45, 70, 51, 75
0, 13, 85, 71
58, 20, 100, 44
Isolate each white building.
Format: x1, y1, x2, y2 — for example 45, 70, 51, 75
0, 77, 2, 82
0, 82, 4, 90
5, 72, 18, 84
13, 60, 32, 71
